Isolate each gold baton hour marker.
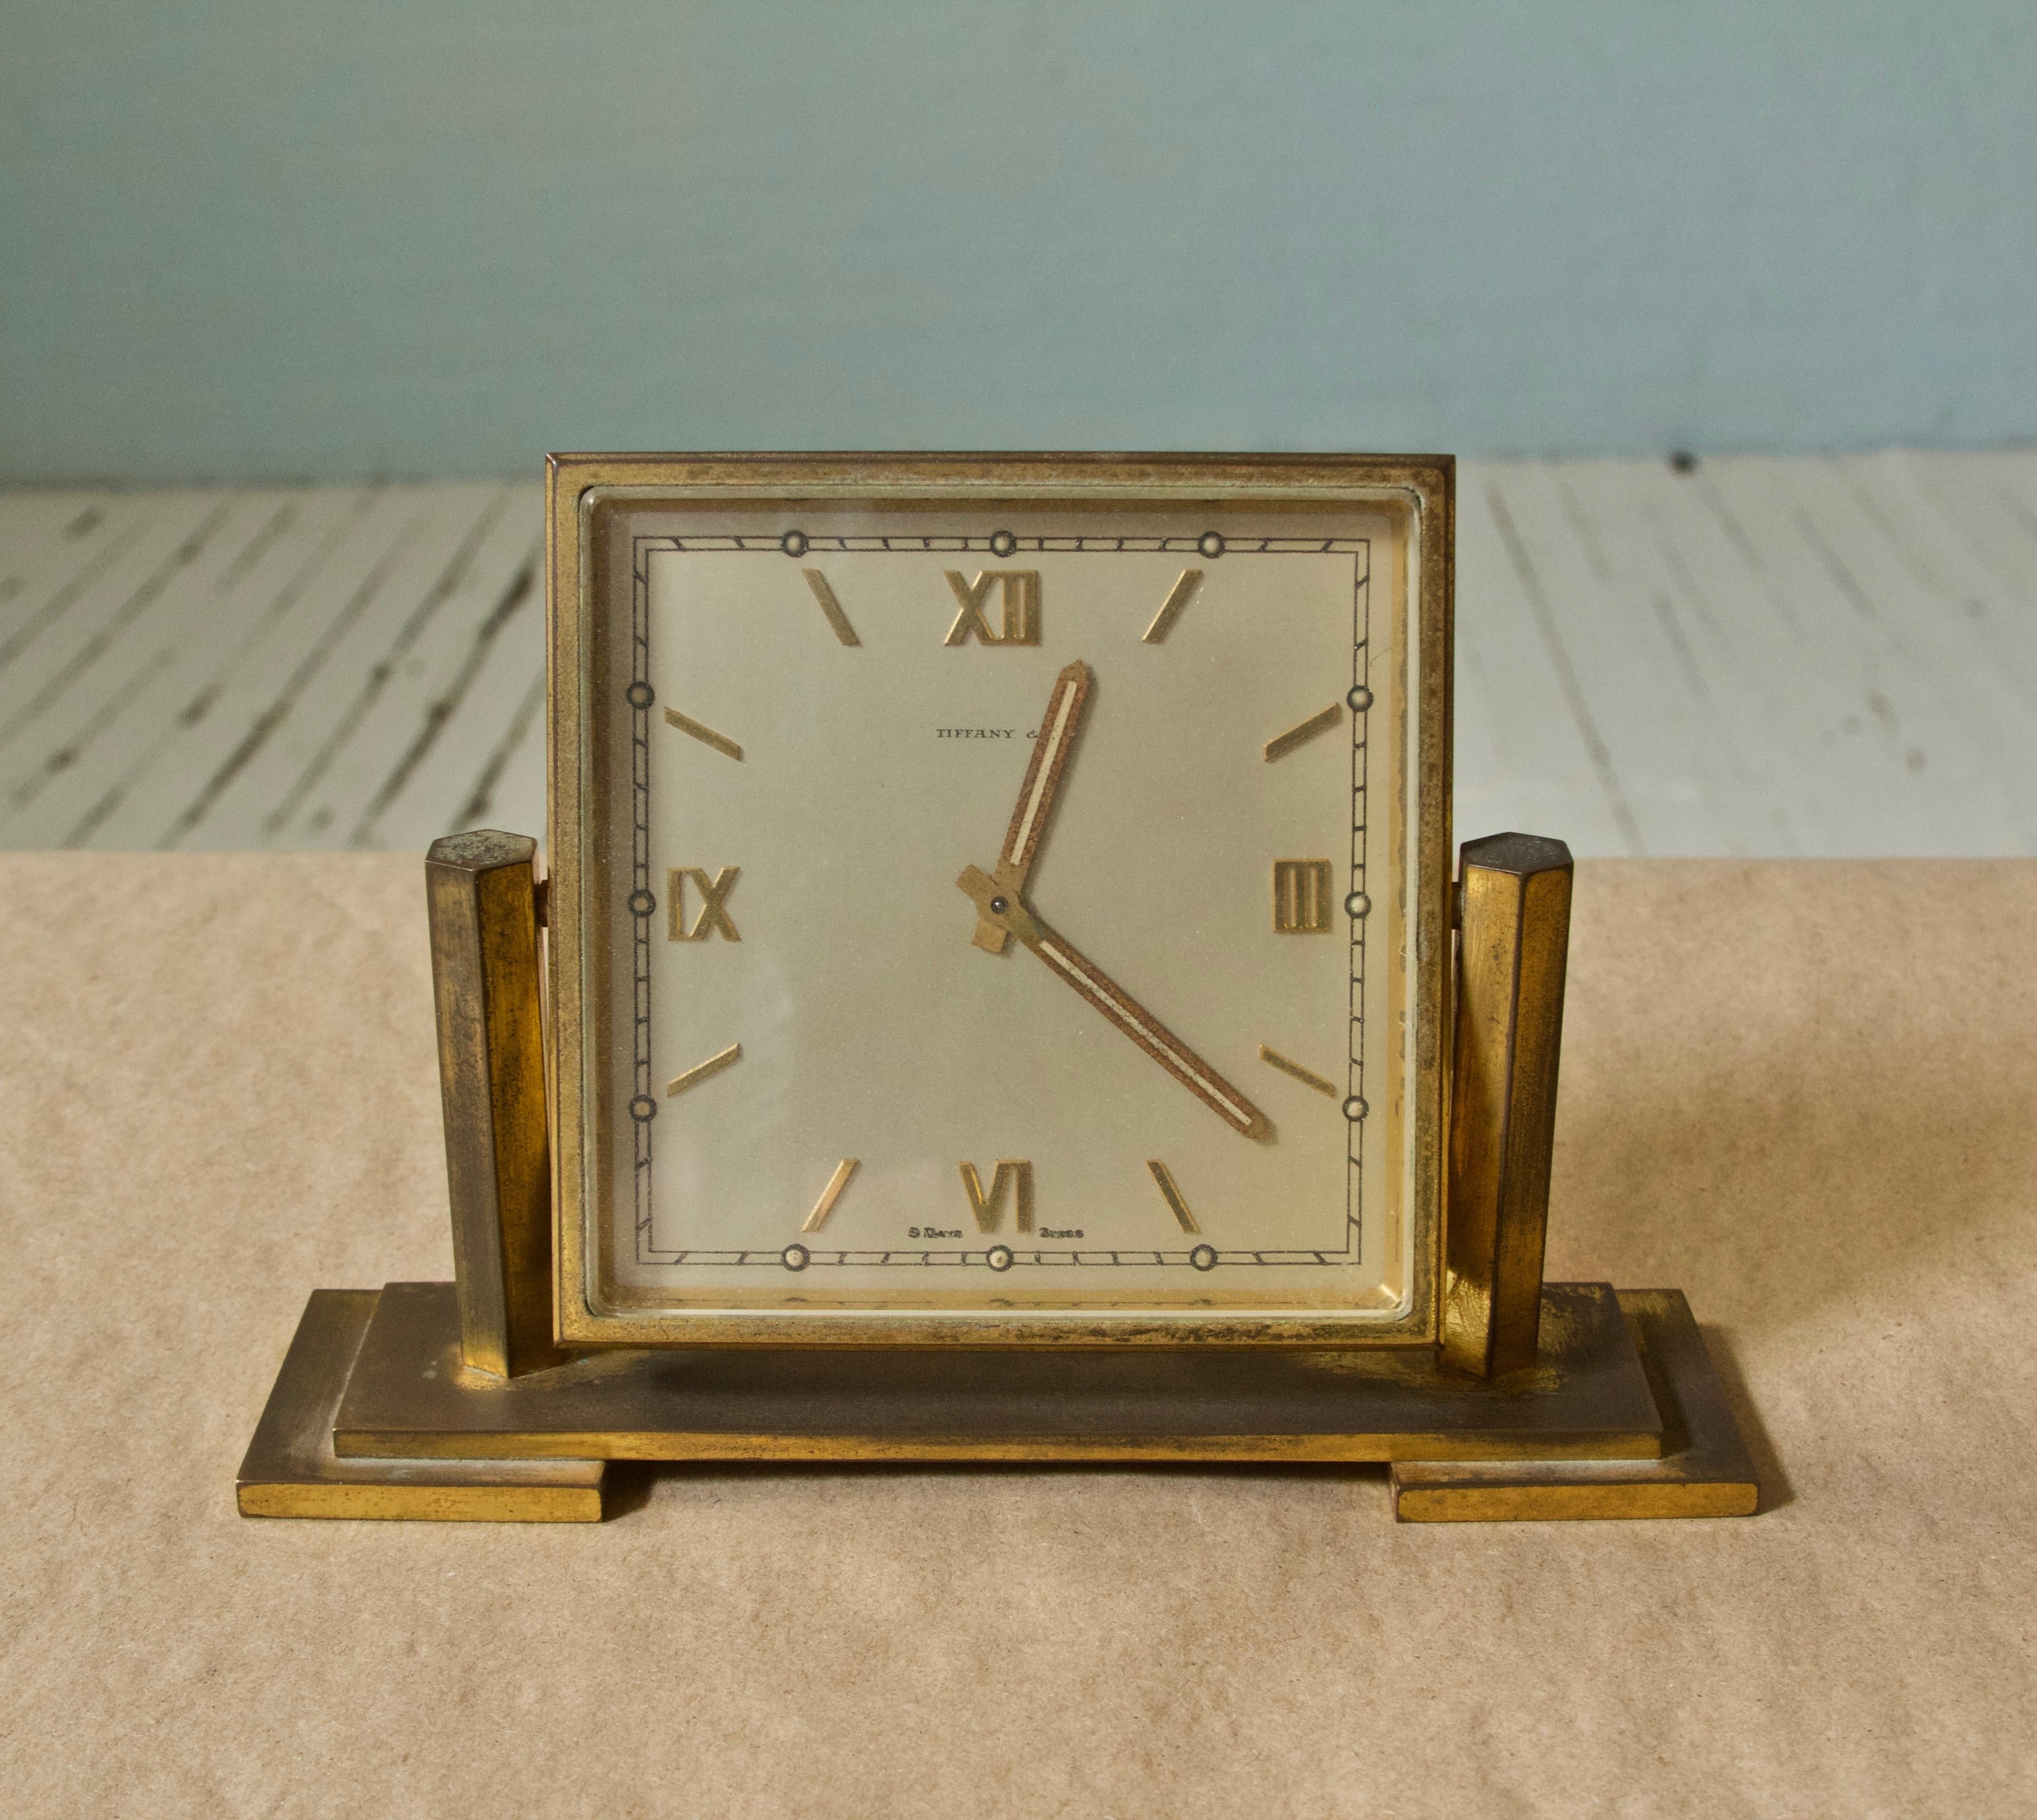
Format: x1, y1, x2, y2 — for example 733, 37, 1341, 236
666, 1042, 742, 1098
1259, 1044, 1338, 1098
663, 707, 742, 761
1264, 703, 1343, 762
800, 1157, 860, 1233
1142, 568, 1203, 644
1145, 1159, 1201, 1233
802, 569, 861, 646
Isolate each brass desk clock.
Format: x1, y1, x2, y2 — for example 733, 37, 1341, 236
238, 454, 1758, 1523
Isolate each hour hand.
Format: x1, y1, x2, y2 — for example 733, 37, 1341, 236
972, 660, 1091, 952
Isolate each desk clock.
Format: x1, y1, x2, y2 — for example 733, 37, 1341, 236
237, 455, 1758, 1523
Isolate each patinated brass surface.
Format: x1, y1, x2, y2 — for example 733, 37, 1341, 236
331, 1280, 1659, 1463
236, 1292, 604, 1522
425, 832, 562, 1379
1443, 833, 1574, 1377
547, 452, 1454, 1349
1393, 1290, 1759, 1521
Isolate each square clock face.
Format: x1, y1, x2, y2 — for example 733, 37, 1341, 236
548, 456, 1451, 1345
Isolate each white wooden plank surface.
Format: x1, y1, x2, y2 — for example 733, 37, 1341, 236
77, 488, 423, 850
0, 496, 223, 735
1, 455, 2032, 857
9, 489, 361, 848
0, 497, 271, 829
178, 482, 507, 849
265, 487, 540, 847
1452, 476, 1638, 855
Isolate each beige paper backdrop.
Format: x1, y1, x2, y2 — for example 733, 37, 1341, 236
2, 854, 2031, 1816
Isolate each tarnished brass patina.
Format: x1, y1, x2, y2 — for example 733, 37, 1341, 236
330, 1280, 1660, 1465
1393, 1290, 1759, 1520
426, 831, 562, 1380
1443, 832, 1574, 1378
235, 1292, 603, 1522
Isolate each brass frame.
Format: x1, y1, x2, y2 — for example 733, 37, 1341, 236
231, 448, 1765, 1524
234, 816, 1764, 1524
546, 454, 1455, 1350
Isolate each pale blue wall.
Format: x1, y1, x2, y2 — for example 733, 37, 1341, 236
3, 2, 2033, 482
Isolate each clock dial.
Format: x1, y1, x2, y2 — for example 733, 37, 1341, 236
556, 466, 1446, 1342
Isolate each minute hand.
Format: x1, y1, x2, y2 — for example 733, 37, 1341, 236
956, 867, 1271, 1140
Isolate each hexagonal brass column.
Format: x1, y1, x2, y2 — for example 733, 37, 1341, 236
426, 830, 563, 1379
1443, 833, 1574, 1378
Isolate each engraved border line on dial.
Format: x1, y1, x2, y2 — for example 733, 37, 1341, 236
630, 531, 1373, 1270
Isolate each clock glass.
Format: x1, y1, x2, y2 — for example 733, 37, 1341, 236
550, 459, 1448, 1344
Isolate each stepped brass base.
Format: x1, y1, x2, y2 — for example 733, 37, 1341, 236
235, 1292, 605, 1522
1392, 1291, 1759, 1520
237, 1282, 1756, 1523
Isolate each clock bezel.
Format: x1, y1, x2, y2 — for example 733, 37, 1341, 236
546, 452, 1454, 1348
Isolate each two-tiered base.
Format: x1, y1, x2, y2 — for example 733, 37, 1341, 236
237, 1280, 1757, 1523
